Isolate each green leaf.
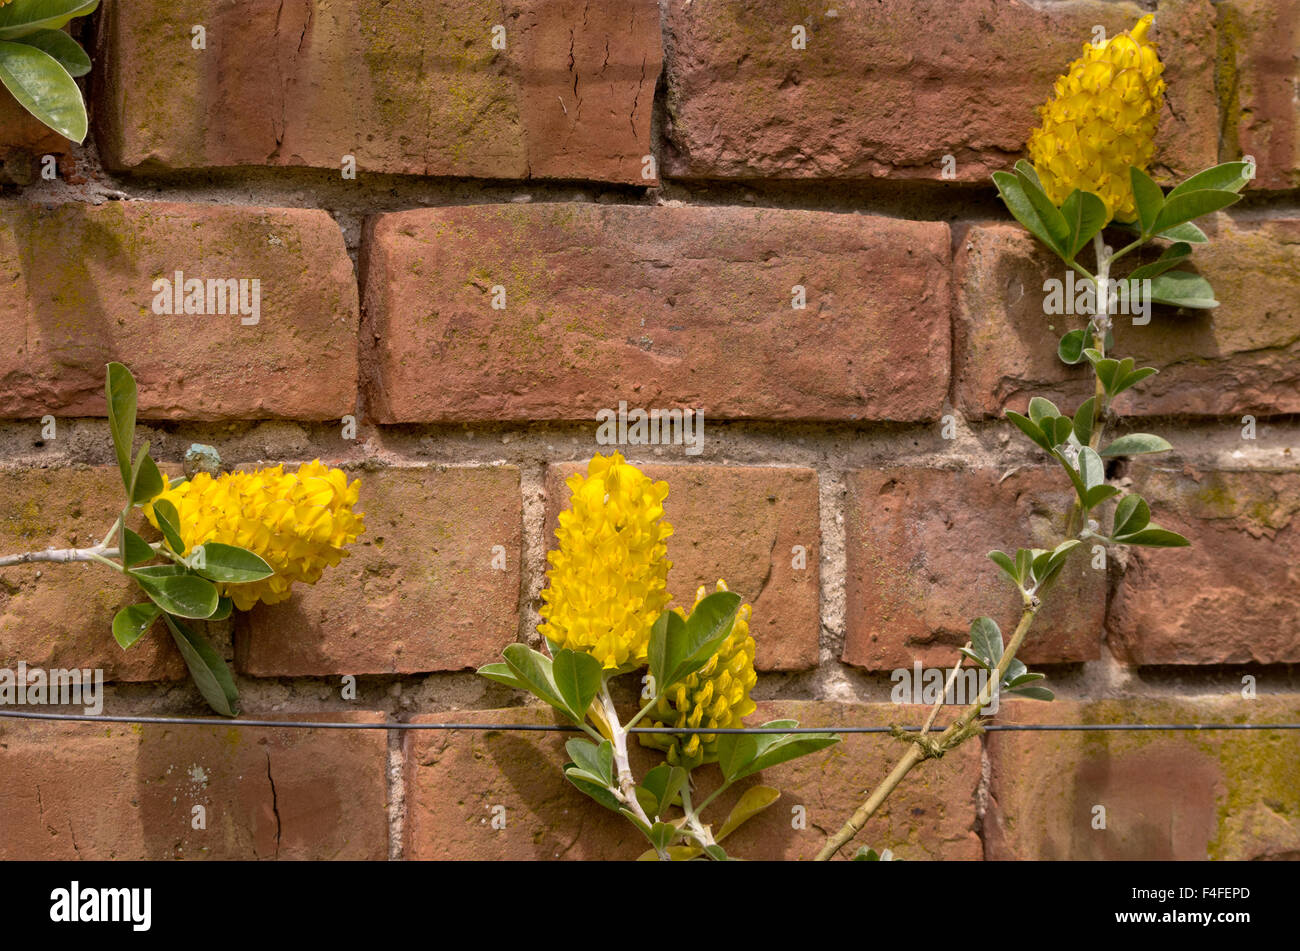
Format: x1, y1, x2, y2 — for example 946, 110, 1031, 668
130, 449, 164, 505
552, 648, 604, 722
717, 785, 781, 841
1047, 415, 1074, 447
1151, 189, 1241, 234
1147, 270, 1218, 309
163, 614, 239, 717
1101, 433, 1173, 457
1006, 685, 1055, 702
969, 616, 1003, 668
1128, 242, 1192, 282
105, 362, 137, 494
0, 0, 100, 40
1005, 671, 1046, 688
651, 592, 742, 693
1129, 166, 1165, 235
477, 662, 528, 691
1154, 221, 1208, 244
1113, 495, 1151, 537
716, 718, 797, 783
646, 609, 685, 698
987, 550, 1021, 587
703, 844, 729, 861
1060, 189, 1108, 258
0, 40, 85, 141
1084, 483, 1121, 508
132, 569, 220, 619
151, 498, 186, 554
1078, 447, 1105, 490
191, 542, 275, 584
1057, 329, 1088, 365
649, 821, 678, 852
119, 526, 153, 567
636, 763, 688, 820
14, 28, 89, 76
501, 643, 568, 714
1014, 166, 1071, 258
111, 602, 161, 649
737, 731, 840, 782
958, 647, 990, 670
565, 770, 622, 813
1014, 549, 1034, 587
207, 596, 234, 622
1028, 396, 1061, 427
1116, 526, 1190, 548
1112, 366, 1159, 397
1006, 411, 1051, 452
1168, 161, 1252, 198
994, 171, 1066, 258
1072, 397, 1095, 447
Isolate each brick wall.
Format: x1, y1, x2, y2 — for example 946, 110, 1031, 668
0, 0, 1297, 860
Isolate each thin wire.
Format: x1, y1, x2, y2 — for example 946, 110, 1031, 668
1, 709, 1299, 733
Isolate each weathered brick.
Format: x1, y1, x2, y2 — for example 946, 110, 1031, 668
0, 711, 390, 859
0, 467, 184, 682
663, 0, 1217, 183
954, 217, 1300, 418
0, 94, 65, 183
985, 697, 1300, 860
238, 465, 522, 676
843, 467, 1105, 671
403, 701, 980, 860
362, 203, 951, 422
544, 462, 820, 670
1109, 465, 1300, 665
0, 200, 358, 421
1218, 0, 1300, 190
95, 0, 661, 185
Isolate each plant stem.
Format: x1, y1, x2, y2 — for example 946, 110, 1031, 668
0, 545, 121, 567
599, 683, 667, 859
815, 597, 1040, 861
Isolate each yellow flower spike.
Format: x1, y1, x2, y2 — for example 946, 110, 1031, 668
1027, 14, 1165, 222
143, 461, 364, 611
640, 580, 759, 769
539, 452, 673, 670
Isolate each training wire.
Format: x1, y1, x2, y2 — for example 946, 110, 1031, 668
1, 710, 1299, 734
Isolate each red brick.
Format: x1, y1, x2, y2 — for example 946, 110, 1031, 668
1109, 465, 1300, 665
662, 0, 1217, 183
954, 217, 1300, 419
362, 203, 951, 422
403, 701, 980, 860
0, 200, 358, 421
1218, 0, 1300, 190
545, 463, 820, 670
95, 0, 661, 185
0, 712, 390, 859
0, 467, 184, 682
843, 467, 1105, 671
238, 465, 522, 676
986, 697, 1300, 860
0, 94, 65, 183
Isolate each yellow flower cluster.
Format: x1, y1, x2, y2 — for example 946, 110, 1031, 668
1028, 15, 1165, 222
539, 452, 673, 670
641, 581, 758, 769
144, 461, 364, 610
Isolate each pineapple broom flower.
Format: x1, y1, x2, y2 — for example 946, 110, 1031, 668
1028, 14, 1165, 222
820, 15, 1251, 860
480, 453, 838, 859
640, 580, 758, 769
539, 451, 673, 670
0, 364, 366, 717
143, 461, 365, 611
